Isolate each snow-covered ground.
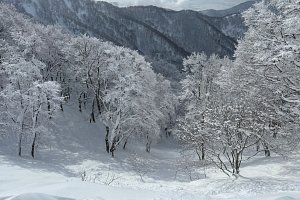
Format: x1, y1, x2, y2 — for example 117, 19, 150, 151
1, 104, 300, 200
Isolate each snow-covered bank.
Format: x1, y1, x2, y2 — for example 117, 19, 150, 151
1, 103, 300, 200
1, 105, 300, 200
1, 150, 300, 200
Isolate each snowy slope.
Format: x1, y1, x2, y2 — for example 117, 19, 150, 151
1, 104, 300, 200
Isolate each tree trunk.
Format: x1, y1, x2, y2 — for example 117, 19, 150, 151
265, 148, 271, 157
90, 99, 96, 123
234, 152, 240, 175
83, 92, 87, 108
123, 136, 130, 150
31, 132, 37, 158
110, 148, 115, 157
256, 141, 260, 152
96, 95, 102, 114
263, 142, 271, 157
47, 97, 51, 119
90, 112, 95, 123
18, 132, 23, 157
165, 128, 168, 138
201, 142, 205, 160
123, 139, 128, 150
31, 107, 40, 159
146, 135, 152, 153
78, 97, 82, 112
146, 142, 151, 153
60, 103, 64, 112
105, 126, 110, 153
110, 137, 117, 157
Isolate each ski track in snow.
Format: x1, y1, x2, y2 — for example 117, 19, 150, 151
1, 105, 300, 200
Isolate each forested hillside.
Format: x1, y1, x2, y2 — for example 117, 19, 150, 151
0, 0, 244, 80
0, 5, 177, 158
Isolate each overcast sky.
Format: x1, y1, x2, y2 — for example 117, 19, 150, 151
101, 0, 251, 10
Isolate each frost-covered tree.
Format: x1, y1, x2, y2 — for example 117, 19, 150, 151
101, 48, 163, 155
231, 0, 300, 156
177, 53, 225, 160
154, 75, 178, 138
203, 98, 264, 176
0, 5, 62, 157
0, 56, 61, 157
200, 0, 300, 175
68, 35, 174, 156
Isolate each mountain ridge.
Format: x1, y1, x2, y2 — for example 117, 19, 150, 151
201, 1, 256, 17
0, 0, 249, 79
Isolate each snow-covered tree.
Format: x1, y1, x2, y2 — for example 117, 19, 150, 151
0, 56, 61, 157
197, 0, 300, 175
177, 53, 225, 160
154, 75, 178, 138
203, 98, 264, 176
69, 36, 173, 156
231, 0, 300, 156
0, 6, 62, 157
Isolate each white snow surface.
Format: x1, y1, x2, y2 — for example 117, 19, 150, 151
1, 104, 300, 200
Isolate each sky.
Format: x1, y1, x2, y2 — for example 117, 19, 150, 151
101, 0, 251, 11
